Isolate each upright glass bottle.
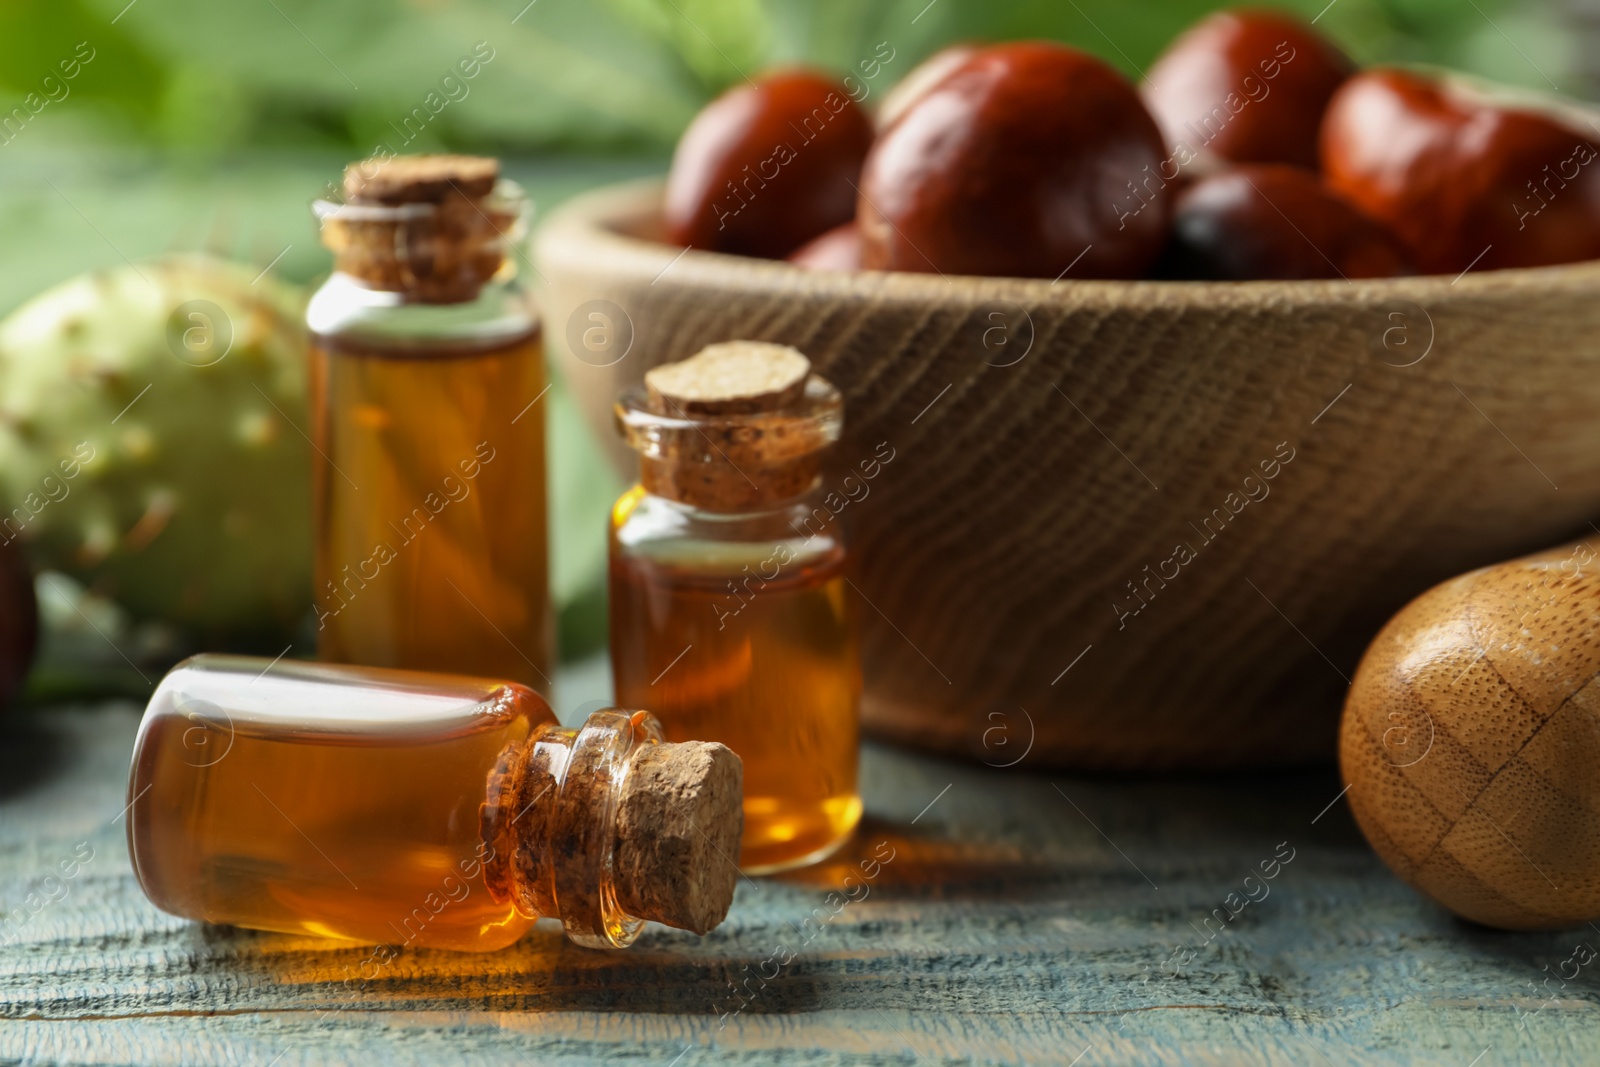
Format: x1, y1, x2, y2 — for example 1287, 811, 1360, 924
609, 342, 862, 874
126, 655, 743, 951
307, 155, 551, 693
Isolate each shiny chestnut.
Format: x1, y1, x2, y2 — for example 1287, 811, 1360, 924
1159, 164, 1412, 280
858, 41, 1170, 280
1321, 68, 1600, 274
1144, 8, 1354, 172
876, 43, 982, 131
665, 69, 874, 259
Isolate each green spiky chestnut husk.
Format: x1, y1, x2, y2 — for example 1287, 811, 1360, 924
0, 255, 311, 643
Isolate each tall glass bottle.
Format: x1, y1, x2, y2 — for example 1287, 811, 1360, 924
307, 155, 551, 693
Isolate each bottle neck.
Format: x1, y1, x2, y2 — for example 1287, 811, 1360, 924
639, 455, 823, 512
324, 225, 506, 306
615, 377, 843, 513
314, 181, 527, 306
481, 709, 659, 949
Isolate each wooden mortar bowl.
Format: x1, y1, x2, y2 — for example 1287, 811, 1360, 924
536, 179, 1600, 770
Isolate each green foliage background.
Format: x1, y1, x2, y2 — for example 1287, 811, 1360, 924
0, 0, 1577, 159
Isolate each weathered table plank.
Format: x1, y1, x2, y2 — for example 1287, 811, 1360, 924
2, 691, 1597, 1065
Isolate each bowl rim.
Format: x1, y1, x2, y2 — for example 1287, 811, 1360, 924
537, 176, 1600, 310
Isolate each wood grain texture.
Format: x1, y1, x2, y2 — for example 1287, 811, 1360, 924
1341, 537, 1600, 930
536, 180, 1600, 769
4, 697, 1600, 1065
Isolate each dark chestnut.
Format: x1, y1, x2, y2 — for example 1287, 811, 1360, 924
1159, 164, 1412, 280
1143, 8, 1354, 172
664, 69, 875, 259
0, 542, 36, 711
858, 41, 1170, 280
787, 222, 861, 271
1321, 68, 1600, 274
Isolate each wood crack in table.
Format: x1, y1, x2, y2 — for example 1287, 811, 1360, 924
1, 702, 1595, 1066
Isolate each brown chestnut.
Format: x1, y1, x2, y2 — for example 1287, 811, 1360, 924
1321, 68, 1600, 274
664, 69, 874, 259
876, 43, 982, 131
1143, 8, 1354, 173
787, 222, 861, 271
858, 42, 1170, 280
1158, 164, 1412, 280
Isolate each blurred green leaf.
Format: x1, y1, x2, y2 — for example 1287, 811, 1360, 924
604, 0, 772, 91
0, 0, 1575, 156
72, 0, 705, 149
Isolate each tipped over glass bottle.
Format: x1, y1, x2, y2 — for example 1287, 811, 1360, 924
608, 341, 862, 874
126, 655, 743, 951
307, 154, 551, 694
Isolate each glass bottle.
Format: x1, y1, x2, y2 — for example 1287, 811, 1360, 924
608, 345, 862, 874
307, 155, 551, 694
125, 655, 742, 951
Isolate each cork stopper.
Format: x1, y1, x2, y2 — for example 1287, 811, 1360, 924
314, 154, 523, 304
645, 341, 811, 415
611, 741, 743, 934
343, 154, 499, 204
480, 709, 744, 949
618, 341, 843, 512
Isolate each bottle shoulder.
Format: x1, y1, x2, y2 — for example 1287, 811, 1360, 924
610, 485, 848, 572
307, 271, 537, 352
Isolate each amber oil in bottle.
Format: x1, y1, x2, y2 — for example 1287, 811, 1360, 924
126, 655, 742, 951
609, 342, 861, 874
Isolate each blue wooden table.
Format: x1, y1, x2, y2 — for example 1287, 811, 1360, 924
1, 655, 1595, 1066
